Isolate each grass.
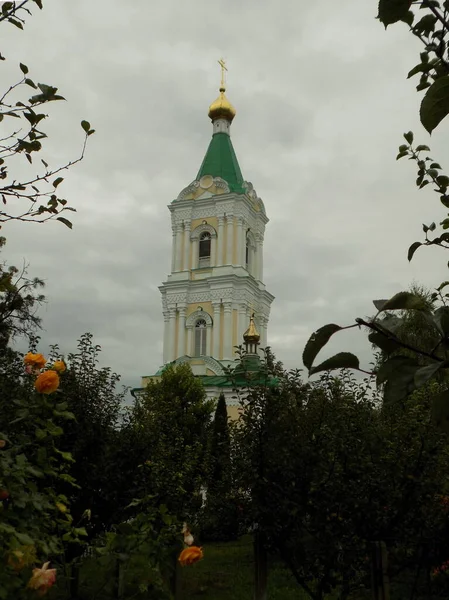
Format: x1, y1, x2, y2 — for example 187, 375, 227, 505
51, 536, 448, 599
179, 535, 306, 599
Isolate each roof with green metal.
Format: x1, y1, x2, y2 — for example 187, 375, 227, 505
196, 133, 245, 194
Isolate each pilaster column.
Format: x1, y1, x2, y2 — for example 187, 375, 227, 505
261, 316, 268, 348
226, 216, 234, 265
187, 326, 193, 357
192, 238, 199, 269
238, 303, 248, 348
171, 228, 177, 272
257, 234, 264, 280
236, 217, 244, 267
223, 302, 233, 359
167, 307, 176, 361
178, 307, 186, 357
217, 216, 225, 267
162, 310, 170, 364
183, 222, 191, 271
212, 302, 221, 358
206, 324, 213, 356
211, 236, 217, 267
174, 224, 183, 272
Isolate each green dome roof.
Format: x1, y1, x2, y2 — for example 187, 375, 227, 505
196, 133, 245, 194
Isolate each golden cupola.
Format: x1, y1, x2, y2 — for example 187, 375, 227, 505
208, 58, 236, 123
208, 87, 236, 123
243, 313, 260, 344
242, 313, 261, 357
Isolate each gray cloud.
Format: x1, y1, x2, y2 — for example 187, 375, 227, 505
3, 0, 448, 394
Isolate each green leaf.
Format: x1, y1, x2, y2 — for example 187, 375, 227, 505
9, 18, 23, 29
373, 299, 389, 311
434, 306, 449, 335
379, 291, 428, 311
437, 175, 449, 187
431, 390, 449, 432
19, 63, 28, 75
414, 362, 444, 388
416, 144, 431, 151
302, 324, 342, 370
56, 217, 72, 229
368, 331, 401, 354
408, 241, 422, 261
54, 449, 75, 462
420, 75, 449, 134
437, 281, 449, 292
53, 177, 63, 188
396, 151, 408, 160
378, 0, 412, 27
378, 356, 419, 401
309, 352, 360, 375
377, 355, 417, 385
81, 120, 90, 133
404, 131, 414, 144
15, 532, 34, 545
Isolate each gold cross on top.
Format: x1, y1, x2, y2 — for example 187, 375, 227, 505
218, 58, 227, 89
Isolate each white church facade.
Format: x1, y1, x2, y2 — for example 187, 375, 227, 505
138, 62, 274, 414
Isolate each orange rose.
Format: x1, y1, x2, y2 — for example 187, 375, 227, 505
178, 546, 203, 566
27, 562, 56, 596
52, 360, 66, 373
8, 545, 36, 571
0, 440, 6, 449
24, 352, 46, 370
35, 371, 59, 394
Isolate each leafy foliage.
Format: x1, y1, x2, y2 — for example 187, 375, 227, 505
47, 334, 128, 547
235, 361, 449, 599
200, 394, 240, 542
0, 347, 85, 600
378, 0, 449, 132
0, 237, 44, 348
130, 364, 214, 521
0, 1, 94, 227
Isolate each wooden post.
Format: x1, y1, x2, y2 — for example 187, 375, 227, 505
371, 541, 390, 600
254, 529, 268, 600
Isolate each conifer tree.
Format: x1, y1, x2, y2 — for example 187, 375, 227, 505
207, 393, 231, 492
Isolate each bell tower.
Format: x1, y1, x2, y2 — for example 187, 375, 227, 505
159, 61, 274, 377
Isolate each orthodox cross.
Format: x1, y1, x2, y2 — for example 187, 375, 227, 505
218, 58, 227, 89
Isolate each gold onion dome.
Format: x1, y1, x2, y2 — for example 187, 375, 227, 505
208, 86, 236, 123
243, 313, 260, 344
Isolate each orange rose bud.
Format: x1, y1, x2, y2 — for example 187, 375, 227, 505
35, 371, 59, 395
178, 546, 203, 566
24, 352, 47, 370
0, 489, 9, 500
0, 440, 6, 449
27, 562, 56, 596
52, 360, 66, 373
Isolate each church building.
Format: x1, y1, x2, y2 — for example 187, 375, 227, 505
137, 62, 275, 416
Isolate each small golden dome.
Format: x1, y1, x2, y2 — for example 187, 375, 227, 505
243, 313, 260, 343
208, 86, 236, 123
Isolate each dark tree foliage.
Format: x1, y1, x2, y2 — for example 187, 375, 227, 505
48, 334, 127, 546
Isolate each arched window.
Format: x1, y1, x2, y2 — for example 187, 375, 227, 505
198, 232, 211, 267
194, 319, 207, 356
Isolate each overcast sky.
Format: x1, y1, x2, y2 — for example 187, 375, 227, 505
2, 0, 448, 393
